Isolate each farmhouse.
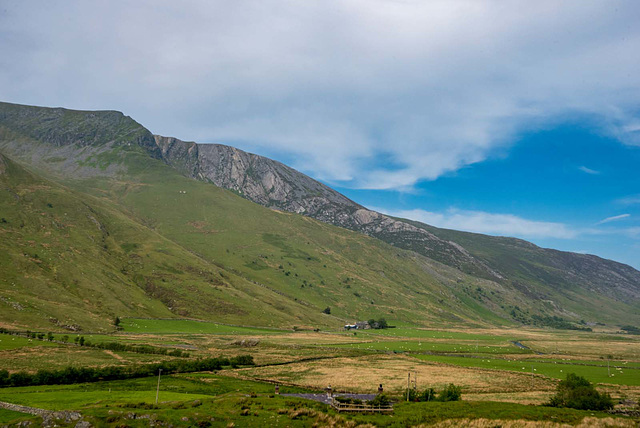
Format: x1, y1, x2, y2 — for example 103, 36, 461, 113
344, 321, 371, 330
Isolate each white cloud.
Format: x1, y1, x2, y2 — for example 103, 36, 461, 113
578, 166, 600, 175
378, 208, 577, 239
616, 194, 640, 205
596, 214, 631, 225
1, 1, 640, 189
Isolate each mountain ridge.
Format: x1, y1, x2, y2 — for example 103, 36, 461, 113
153, 134, 502, 281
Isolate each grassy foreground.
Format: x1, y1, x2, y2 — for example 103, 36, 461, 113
0, 373, 633, 427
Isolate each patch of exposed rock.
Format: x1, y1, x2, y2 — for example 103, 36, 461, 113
154, 135, 499, 280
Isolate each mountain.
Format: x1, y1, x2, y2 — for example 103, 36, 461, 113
1, 101, 639, 331
155, 135, 500, 280
151, 134, 640, 308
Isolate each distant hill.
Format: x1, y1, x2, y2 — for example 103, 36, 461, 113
1, 101, 638, 331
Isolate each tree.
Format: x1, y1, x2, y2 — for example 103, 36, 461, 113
47, 332, 54, 342
78, 336, 85, 346
114, 316, 121, 327
322, 307, 331, 314
548, 373, 613, 411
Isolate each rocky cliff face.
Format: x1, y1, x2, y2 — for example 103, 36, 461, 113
154, 135, 502, 280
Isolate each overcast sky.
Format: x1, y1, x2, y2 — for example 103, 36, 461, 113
2, 1, 640, 267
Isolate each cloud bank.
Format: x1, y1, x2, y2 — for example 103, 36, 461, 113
1, 1, 640, 189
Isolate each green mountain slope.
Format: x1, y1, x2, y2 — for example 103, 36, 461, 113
1, 101, 639, 330
0, 152, 348, 331
149, 128, 640, 327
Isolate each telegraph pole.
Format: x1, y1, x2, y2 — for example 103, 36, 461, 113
156, 368, 163, 404
531, 365, 534, 389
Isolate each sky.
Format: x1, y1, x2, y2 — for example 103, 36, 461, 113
1, 1, 640, 267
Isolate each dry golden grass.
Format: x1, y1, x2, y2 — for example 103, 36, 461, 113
419, 417, 636, 428
463, 391, 554, 405
234, 353, 556, 394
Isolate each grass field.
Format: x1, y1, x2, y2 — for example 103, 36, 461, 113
0, 372, 632, 427
328, 339, 530, 354
0, 409, 29, 424
0, 323, 638, 426
121, 318, 288, 335
0, 333, 57, 351
412, 354, 640, 386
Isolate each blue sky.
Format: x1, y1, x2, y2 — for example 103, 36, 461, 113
1, 1, 640, 267
336, 124, 640, 268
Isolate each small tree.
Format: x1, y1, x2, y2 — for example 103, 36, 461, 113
114, 316, 121, 327
548, 373, 613, 410
322, 307, 331, 315
46, 332, 54, 342
61, 335, 69, 344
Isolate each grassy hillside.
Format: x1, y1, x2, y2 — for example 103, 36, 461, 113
400, 220, 640, 326
1, 101, 639, 331
0, 153, 342, 331
70, 148, 522, 327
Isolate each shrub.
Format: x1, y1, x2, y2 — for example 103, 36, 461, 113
547, 373, 613, 411
438, 383, 462, 402
369, 394, 390, 406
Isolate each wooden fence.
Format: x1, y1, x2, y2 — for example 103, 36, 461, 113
330, 401, 393, 413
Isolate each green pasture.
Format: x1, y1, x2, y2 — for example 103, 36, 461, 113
413, 354, 640, 386
0, 374, 627, 427
329, 339, 531, 354
527, 357, 640, 369
0, 334, 58, 351
121, 318, 287, 335
0, 408, 30, 423
342, 328, 512, 341
0, 373, 310, 411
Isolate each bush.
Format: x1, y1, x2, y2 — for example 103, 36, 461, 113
438, 383, 462, 402
369, 394, 391, 406
547, 373, 613, 411
406, 385, 460, 402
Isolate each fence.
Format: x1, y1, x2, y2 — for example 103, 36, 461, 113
330, 401, 393, 413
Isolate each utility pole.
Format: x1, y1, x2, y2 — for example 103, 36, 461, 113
531, 365, 534, 389
155, 368, 163, 404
